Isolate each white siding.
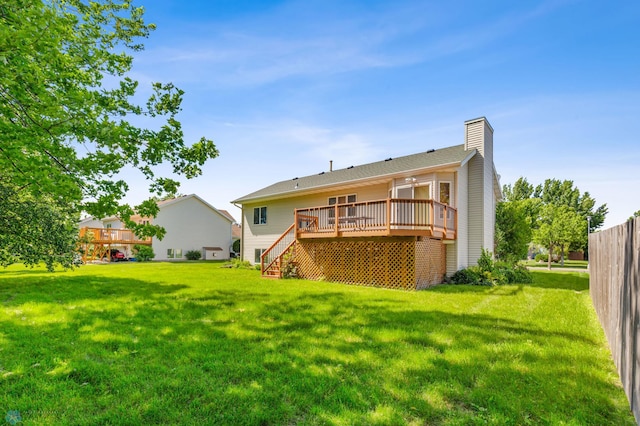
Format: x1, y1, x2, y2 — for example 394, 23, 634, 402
103, 218, 124, 229
78, 217, 104, 229
153, 196, 232, 261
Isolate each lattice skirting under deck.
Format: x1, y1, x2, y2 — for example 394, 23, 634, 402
293, 237, 446, 290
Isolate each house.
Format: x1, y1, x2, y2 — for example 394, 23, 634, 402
79, 194, 234, 262
218, 209, 242, 254
232, 117, 501, 289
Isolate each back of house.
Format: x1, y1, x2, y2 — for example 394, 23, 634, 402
233, 117, 501, 289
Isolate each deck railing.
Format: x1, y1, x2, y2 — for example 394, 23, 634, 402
295, 198, 456, 239
79, 227, 152, 245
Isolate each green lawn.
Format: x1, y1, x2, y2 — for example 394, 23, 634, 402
524, 259, 589, 269
0, 262, 633, 425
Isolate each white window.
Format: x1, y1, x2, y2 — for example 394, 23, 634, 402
328, 194, 356, 205
253, 207, 267, 225
255, 248, 266, 264
167, 248, 183, 259
328, 194, 356, 217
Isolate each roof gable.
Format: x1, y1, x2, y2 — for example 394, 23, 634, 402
159, 194, 234, 224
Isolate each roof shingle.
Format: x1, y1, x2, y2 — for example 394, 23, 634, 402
233, 144, 475, 203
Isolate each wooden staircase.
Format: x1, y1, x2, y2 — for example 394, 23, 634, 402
263, 257, 283, 278
261, 223, 296, 278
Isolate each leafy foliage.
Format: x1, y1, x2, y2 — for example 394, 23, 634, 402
280, 249, 298, 279
0, 0, 217, 268
448, 249, 532, 286
224, 259, 255, 269
495, 201, 531, 262
185, 250, 202, 261
0, 183, 78, 271
500, 178, 606, 255
533, 204, 585, 269
133, 245, 154, 262
629, 210, 640, 221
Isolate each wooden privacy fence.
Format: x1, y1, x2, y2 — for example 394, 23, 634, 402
589, 217, 640, 424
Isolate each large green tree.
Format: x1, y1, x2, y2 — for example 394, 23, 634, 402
534, 179, 607, 233
499, 178, 606, 257
0, 183, 78, 270
495, 200, 532, 263
533, 204, 585, 269
0, 1, 217, 267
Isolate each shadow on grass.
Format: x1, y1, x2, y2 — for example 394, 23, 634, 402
0, 270, 631, 425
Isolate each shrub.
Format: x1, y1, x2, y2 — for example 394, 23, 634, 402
133, 245, 155, 262
281, 250, 298, 279
185, 250, 201, 261
477, 248, 494, 273
535, 253, 547, 262
224, 259, 254, 269
448, 251, 532, 286
449, 268, 482, 285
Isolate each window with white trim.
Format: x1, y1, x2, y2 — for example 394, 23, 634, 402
255, 248, 266, 264
253, 207, 267, 225
328, 194, 356, 217
167, 248, 183, 259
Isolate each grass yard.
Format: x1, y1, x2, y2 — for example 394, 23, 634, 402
0, 262, 633, 425
524, 259, 589, 270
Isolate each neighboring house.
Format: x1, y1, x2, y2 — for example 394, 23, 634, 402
79, 194, 234, 261
217, 209, 242, 253
78, 216, 103, 229
232, 117, 501, 289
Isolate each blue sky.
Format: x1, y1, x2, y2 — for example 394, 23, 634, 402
124, 0, 639, 228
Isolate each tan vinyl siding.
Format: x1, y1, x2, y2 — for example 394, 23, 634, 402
242, 183, 389, 263
483, 124, 495, 253
467, 149, 484, 265
464, 118, 494, 266
453, 162, 469, 273
446, 243, 457, 276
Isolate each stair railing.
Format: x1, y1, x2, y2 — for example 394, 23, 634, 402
261, 223, 296, 277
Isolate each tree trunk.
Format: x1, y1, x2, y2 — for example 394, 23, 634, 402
548, 245, 553, 270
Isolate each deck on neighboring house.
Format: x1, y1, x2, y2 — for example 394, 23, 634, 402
78, 227, 151, 262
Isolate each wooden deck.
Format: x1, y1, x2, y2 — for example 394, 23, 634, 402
79, 227, 152, 245
294, 198, 457, 240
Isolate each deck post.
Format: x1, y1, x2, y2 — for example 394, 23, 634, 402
443, 205, 447, 238
386, 198, 391, 233
334, 204, 339, 237
430, 200, 435, 236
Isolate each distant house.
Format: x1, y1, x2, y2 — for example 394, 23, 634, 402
217, 209, 242, 252
232, 117, 501, 289
80, 194, 234, 261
